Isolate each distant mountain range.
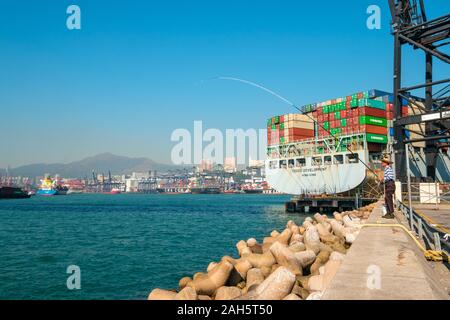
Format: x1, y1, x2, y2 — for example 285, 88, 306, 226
1, 153, 183, 178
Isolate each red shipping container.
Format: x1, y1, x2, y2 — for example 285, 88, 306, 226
360, 124, 388, 135
288, 128, 314, 137
357, 92, 364, 99
402, 106, 409, 116
279, 130, 285, 137
359, 107, 386, 118
329, 113, 335, 121
317, 107, 323, 115
387, 111, 394, 120
280, 115, 284, 123
318, 115, 324, 122
340, 110, 347, 118
386, 103, 394, 112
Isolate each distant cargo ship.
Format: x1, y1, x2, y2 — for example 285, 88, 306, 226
0, 187, 31, 199
37, 176, 68, 196
104, 188, 121, 195
243, 189, 264, 194
190, 187, 221, 194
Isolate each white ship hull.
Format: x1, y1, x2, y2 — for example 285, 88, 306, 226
265, 150, 369, 195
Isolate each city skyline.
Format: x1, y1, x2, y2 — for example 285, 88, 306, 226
1, 1, 449, 168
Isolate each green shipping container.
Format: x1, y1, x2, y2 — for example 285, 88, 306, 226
274, 116, 280, 124
280, 123, 285, 130
366, 133, 388, 144
272, 124, 276, 130
280, 137, 285, 144
341, 118, 347, 127
323, 105, 329, 113
358, 99, 386, 110
267, 119, 272, 126
335, 111, 341, 120
359, 116, 387, 127
323, 121, 330, 130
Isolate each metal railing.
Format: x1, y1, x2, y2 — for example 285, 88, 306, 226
397, 181, 450, 208
396, 199, 450, 257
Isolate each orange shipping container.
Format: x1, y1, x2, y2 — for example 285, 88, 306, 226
288, 128, 314, 137
360, 124, 388, 135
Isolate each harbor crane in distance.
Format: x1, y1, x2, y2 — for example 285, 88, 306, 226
388, 0, 450, 182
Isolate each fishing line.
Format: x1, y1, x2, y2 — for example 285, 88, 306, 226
212, 76, 381, 180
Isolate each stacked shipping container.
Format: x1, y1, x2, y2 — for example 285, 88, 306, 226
267, 114, 314, 145
267, 89, 429, 150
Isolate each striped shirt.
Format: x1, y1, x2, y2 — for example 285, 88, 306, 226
384, 166, 394, 182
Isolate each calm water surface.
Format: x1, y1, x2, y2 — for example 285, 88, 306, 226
0, 194, 309, 299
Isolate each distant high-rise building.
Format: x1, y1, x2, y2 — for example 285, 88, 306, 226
224, 157, 237, 173
199, 159, 214, 172
249, 158, 264, 168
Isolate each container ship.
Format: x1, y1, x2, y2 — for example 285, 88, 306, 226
0, 187, 31, 199
189, 177, 221, 194
265, 89, 433, 196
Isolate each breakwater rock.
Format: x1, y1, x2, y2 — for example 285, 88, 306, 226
148, 203, 376, 300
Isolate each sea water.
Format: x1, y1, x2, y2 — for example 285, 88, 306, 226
0, 194, 308, 299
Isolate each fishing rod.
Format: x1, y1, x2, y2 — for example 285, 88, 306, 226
214, 77, 382, 179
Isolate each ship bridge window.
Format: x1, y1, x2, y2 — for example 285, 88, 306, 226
312, 157, 323, 166
269, 161, 278, 169
324, 156, 332, 165
295, 158, 306, 167
333, 155, 344, 164
279, 160, 287, 169
288, 159, 295, 168
346, 153, 359, 164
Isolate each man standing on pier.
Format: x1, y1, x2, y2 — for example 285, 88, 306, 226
381, 157, 395, 219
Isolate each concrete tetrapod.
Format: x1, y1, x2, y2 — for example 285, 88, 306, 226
175, 287, 198, 300
293, 250, 316, 269
240, 266, 296, 300
148, 289, 177, 300
227, 259, 253, 286
245, 268, 265, 292
269, 242, 303, 276
304, 226, 321, 254
187, 260, 234, 296
241, 251, 277, 269
215, 286, 242, 300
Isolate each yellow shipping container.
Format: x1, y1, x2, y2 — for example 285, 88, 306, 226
408, 101, 426, 116
408, 123, 425, 148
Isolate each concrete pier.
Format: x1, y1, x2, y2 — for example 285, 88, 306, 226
322, 202, 449, 300
413, 203, 450, 232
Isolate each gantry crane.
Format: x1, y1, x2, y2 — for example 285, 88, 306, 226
388, 0, 450, 181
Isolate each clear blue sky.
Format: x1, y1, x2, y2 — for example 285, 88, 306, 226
0, 0, 449, 167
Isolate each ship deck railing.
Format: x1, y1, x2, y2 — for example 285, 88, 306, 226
267, 133, 368, 160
